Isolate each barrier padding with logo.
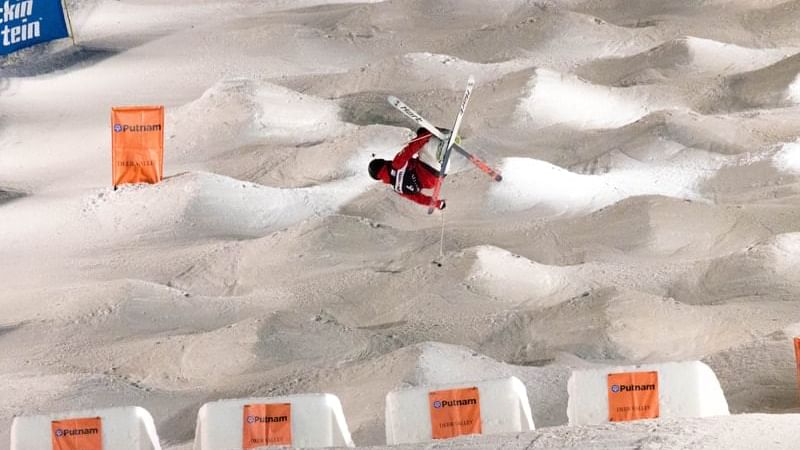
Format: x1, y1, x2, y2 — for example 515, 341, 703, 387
0, 0, 71, 56
385, 376, 534, 445
10, 406, 161, 450
567, 361, 729, 426
193, 393, 354, 449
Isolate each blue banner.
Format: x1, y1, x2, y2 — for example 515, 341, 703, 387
0, 0, 70, 56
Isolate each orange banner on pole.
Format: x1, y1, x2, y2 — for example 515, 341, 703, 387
111, 106, 164, 188
793, 338, 800, 393
242, 403, 292, 448
429, 387, 482, 440
607, 371, 659, 422
51, 416, 103, 450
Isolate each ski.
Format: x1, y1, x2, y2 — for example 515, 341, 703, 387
388, 95, 502, 182
458, 149, 503, 182
428, 76, 474, 214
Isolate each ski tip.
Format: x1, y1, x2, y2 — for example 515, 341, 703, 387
387, 95, 398, 104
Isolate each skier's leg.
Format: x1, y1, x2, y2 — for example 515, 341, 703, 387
418, 138, 450, 174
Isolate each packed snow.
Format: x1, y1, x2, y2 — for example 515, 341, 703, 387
3, 0, 800, 449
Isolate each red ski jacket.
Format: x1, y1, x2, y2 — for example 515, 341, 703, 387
377, 132, 444, 208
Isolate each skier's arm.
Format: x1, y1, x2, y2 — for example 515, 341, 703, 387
402, 192, 444, 209
392, 135, 430, 169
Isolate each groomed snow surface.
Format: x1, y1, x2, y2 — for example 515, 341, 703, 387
3, 0, 800, 449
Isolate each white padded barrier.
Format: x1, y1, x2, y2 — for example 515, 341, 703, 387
567, 360, 729, 425
10, 406, 161, 450
193, 393, 354, 449
385, 376, 534, 445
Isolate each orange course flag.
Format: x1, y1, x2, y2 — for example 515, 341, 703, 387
51, 416, 103, 450
794, 337, 800, 391
111, 106, 164, 188
428, 386, 482, 440
242, 403, 292, 448
607, 371, 660, 422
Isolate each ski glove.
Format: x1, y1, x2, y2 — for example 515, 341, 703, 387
437, 199, 446, 210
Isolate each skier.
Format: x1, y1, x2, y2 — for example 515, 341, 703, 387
368, 127, 459, 210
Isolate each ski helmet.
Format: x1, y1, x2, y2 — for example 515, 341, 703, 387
368, 159, 387, 180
